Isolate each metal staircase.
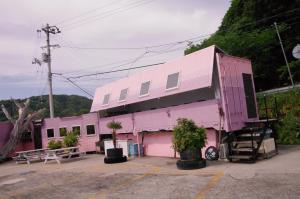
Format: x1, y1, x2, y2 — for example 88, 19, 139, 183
227, 126, 268, 163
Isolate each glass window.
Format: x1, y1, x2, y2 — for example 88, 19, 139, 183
87, 125, 95, 135
72, 126, 81, 136
59, 127, 67, 137
166, 72, 179, 89
119, 88, 128, 101
47, 129, 54, 138
140, 81, 150, 96
102, 94, 110, 105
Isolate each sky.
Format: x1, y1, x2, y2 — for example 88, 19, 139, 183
0, 0, 231, 100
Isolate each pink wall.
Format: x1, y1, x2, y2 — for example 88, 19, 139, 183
41, 113, 99, 152
141, 129, 217, 158
91, 45, 216, 112
217, 53, 258, 132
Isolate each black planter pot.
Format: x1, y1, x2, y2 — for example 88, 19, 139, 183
104, 148, 127, 164
177, 149, 206, 170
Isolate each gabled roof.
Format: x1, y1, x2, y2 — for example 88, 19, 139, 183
91, 45, 219, 112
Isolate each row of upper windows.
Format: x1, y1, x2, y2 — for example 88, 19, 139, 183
46, 125, 96, 138
102, 72, 180, 105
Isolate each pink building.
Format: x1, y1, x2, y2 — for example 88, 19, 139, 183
38, 45, 258, 158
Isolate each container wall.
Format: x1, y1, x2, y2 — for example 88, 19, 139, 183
217, 53, 259, 132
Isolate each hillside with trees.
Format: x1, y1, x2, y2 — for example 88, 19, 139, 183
0, 95, 92, 121
185, 0, 300, 91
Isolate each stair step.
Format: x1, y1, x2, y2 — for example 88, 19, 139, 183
233, 141, 257, 144
232, 148, 254, 152
229, 155, 253, 159
238, 133, 261, 137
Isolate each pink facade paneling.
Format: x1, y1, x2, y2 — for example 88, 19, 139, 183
91, 45, 216, 112
98, 100, 220, 134
217, 53, 258, 132
41, 113, 99, 152
99, 114, 134, 134
142, 129, 217, 157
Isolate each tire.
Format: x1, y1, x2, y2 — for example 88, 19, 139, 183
176, 159, 206, 170
104, 156, 127, 164
107, 148, 123, 157
205, 146, 219, 161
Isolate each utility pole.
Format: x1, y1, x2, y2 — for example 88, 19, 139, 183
274, 22, 294, 87
37, 24, 61, 118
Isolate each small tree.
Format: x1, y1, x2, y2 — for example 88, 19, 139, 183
63, 131, 79, 147
172, 118, 206, 153
107, 121, 122, 148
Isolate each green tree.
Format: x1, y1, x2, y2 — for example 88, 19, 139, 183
107, 121, 122, 148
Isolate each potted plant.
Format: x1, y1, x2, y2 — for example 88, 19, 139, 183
173, 118, 206, 169
48, 140, 63, 150
104, 121, 127, 164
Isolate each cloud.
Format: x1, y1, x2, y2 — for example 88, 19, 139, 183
0, 0, 230, 99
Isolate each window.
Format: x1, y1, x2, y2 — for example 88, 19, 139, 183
140, 81, 150, 96
166, 72, 179, 90
47, 129, 54, 138
102, 94, 110, 105
119, 88, 128, 101
21, 131, 32, 142
86, 125, 95, 135
59, 127, 67, 137
72, 126, 81, 136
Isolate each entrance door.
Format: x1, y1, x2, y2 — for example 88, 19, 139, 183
242, 73, 257, 118
33, 122, 43, 149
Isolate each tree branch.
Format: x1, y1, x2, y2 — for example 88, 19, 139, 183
1, 104, 15, 124
23, 108, 46, 130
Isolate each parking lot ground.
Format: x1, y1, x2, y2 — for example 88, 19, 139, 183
0, 145, 299, 199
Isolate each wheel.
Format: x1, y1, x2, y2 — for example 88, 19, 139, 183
205, 146, 219, 161
176, 159, 206, 170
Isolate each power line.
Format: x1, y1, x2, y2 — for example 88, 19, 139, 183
68, 62, 164, 79
53, 75, 94, 98
55, 0, 120, 25
62, 0, 155, 31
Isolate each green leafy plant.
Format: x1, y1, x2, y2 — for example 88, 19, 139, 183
63, 131, 79, 147
48, 140, 63, 150
172, 118, 206, 153
107, 121, 122, 148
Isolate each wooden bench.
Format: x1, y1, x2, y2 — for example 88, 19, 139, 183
14, 149, 47, 164
44, 147, 85, 164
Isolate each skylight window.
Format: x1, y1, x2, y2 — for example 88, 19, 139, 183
166, 72, 179, 90
102, 94, 110, 105
119, 88, 128, 101
140, 81, 150, 96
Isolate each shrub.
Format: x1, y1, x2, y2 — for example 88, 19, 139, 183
63, 131, 79, 147
48, 140, 63, 150
172, 118, 206, 152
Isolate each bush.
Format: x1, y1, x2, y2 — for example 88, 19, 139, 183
48, 140, 63, 150
63, 131, 79, 147
277, 109, 300, 145
172, 118, 206, 152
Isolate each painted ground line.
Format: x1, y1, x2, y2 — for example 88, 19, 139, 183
194, 171, 224, 199
88, 166, 161, 199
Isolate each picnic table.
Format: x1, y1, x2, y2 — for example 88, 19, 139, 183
44, 147, 85, 164
14, 149, 47, 164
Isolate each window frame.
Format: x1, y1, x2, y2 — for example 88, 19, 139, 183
59, 127, 67, 137
139, 80, 151, 97
118, 88, 129, 102
165, 72, 180, 91
47, 128, 55, 138
102, 94, 111, 106
72, 125, 81, 136
86, 124, 96, 136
